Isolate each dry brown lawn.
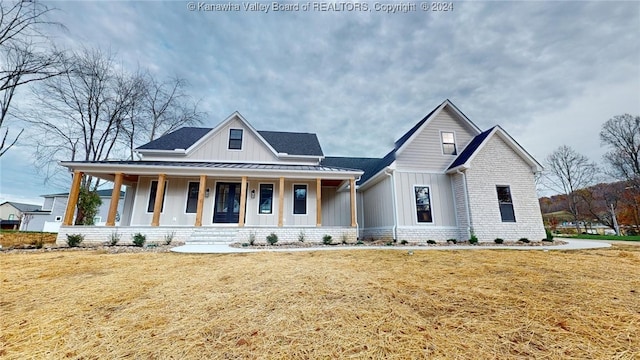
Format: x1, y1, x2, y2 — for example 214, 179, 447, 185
1, 245, 639, 359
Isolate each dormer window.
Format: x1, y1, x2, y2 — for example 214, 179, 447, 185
441, 131, 457, 155
229, 129, 243, 150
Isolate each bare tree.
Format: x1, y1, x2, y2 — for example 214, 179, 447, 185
601, 114, 640, 186
0, 0, 67, 157
544, 145, 599, 232
26, 47, 145, 222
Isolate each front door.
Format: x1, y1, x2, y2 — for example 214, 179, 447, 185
213, 182, 241, 223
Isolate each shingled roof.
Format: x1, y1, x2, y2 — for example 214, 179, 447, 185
1, 202, 41, 213
447, 126, 496, 170
136, 127, 323, 157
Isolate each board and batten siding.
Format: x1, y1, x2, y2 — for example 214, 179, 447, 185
395, 108, 477, 172
131, 177, 214, 226
464, 135, 546, 241
394, 172, 457, 227
187, 117, 280, 162
361, 175, 394, 229
321, 187, 351, 226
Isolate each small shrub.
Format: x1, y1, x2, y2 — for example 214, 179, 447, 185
298, 231, 305, 242
518, 238, 530, 243
356, 240, 364, 245
469, 233, 479, 245
266, 233, 278, 245
427, 239, 436, 245
545, 228, 554, 241
446, 238, 457, 244
322, 234, 333, 245
132, 233, 146, 247
164, 231, 175, 245
109, 231, 121, 246
66, 233, 84, 247
34, 238, 44, 249
241, 243, 249, 247
542, 237, 554, 242
385, 241, 394, 246
341, 234, 348, 244
400, 239, 409, 245
494, 238, 504, 244
249, 232, 256, 245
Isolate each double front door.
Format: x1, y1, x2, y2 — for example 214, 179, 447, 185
213, 182, 243, 223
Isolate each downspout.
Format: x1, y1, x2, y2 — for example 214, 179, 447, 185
355, 176, 361, 240
385, 169, 398, 241
457, 169, 472, 239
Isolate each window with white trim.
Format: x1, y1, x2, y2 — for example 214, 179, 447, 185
496, 186, 516, 222
441, 131, 457, 155
185, 182, 200, 213
228, 129, 243, 150
259, 184, 273, 214
414, 186, 433, 223
147, 180, 167, 213
293, 184, 307, 215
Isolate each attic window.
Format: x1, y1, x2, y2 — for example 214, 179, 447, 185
441, 132, 457, 155
229, 129, 243, 150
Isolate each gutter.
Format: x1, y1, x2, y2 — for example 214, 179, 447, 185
385, 168, 399, 241
457, 169, 472, 239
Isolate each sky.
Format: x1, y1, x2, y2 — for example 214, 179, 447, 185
1, 0, 639, 206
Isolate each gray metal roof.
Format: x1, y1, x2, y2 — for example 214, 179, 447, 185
42, 190, 125, 198
65, 160, 361, 173
1, 202, 41, 212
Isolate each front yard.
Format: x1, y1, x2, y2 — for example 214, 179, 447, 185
1, 246, 638, 359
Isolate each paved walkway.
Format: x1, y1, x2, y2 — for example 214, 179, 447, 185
170, 239, 611, 254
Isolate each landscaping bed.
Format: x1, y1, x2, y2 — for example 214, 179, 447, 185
231, 239, 568, 249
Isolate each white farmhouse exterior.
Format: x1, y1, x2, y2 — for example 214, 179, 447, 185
55, 100, 545, 245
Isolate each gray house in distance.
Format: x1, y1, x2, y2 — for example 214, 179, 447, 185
0, 201, 41, 230
21, 190, 125, 232
54, 99, 546, 244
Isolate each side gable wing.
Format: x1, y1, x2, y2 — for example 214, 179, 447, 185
446, 126, 543, 174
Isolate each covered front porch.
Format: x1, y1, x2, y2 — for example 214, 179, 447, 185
56, 161, 362, 245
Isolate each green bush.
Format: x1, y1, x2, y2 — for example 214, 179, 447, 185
66, 233, 84, 247
427, 239, 436, 245
469, 234, 479, 245
266, 233, 278, 245
446, 238, 457, 244
494, 238, 504, 244
518, 238, 530, 243
322, 234, 332, 245
132, 233, 146, 247
545, 228, 554, 241
109, 231, 121, 246
400, 239, 409, 245
76, 188, 103, 225
298, 231, 305, 242
542, 237, 554, 242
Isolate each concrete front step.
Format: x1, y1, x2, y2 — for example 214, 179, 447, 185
187, 229, 238, 245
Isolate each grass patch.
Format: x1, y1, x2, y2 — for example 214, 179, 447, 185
0, 247, 638, 358
557, 233, 640, 241
0, 231, 57, 248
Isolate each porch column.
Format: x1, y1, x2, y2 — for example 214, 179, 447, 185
105, 172, 123, 226
238, 176, 247, 227
350, 177, 357, 227
316, 178, 322, 226
151, 173, 166, 226
278, 176, 285, 227
62, 170, 83, 226
195, 175, 206, 226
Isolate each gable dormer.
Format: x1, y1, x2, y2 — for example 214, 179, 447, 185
136, 112, 324, 164
394, 100, 481, 172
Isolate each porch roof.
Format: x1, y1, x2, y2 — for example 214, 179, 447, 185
58, 160, 363, 181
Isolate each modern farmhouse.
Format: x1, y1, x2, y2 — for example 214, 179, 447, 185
56, 100, 546, 245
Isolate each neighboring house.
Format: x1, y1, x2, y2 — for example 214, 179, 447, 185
0, 202, 41, 230
21, 190, 125, 233
55, 99, 545, 244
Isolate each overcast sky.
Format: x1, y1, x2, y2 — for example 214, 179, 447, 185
1, 0, 639, 205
